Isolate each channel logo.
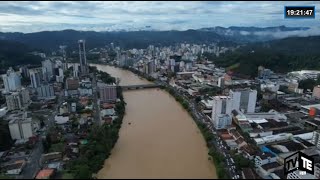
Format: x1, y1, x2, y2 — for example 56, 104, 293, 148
284, 151, 314, 177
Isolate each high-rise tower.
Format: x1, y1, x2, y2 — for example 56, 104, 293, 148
59, 45, 68, 71
78, 40, 88, 75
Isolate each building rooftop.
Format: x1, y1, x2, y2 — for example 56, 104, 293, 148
273, 169, 285, 179
291, 129, 313, 135
261, 162, 282, 171
240, 144, 257, 156
279, 140, 305, 152
36, 168, 54, 179
301, 104, 320, 110
295, 137, 316, 147
235, 137, 245, 145
265, 140, 305, 154
256, 151, 275, 159
221, 133, 234, 141
267, 119, 288, 128
1, 160, 25, 171
272, 126, 302, 135
242, 168, 256, 179
306, 119, 320, 126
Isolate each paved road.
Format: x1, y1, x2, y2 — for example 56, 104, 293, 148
91, 72, 101, 126
165, 84, 242, 179
18, 139, 43, 179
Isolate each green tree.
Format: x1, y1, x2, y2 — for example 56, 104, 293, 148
299, 78, 317, 91
0, 119, 12, 151
195, 96, 202, 103
234, 154, 253, 169
74, 165, 92, 179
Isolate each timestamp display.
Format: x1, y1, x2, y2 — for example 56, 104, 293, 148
285, 6, 315, 18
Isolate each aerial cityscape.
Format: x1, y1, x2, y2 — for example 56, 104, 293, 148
0, 1, 320, 179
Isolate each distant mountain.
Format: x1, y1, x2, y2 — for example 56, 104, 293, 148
0, 26, 316, 52
0, 29, 233, 52
204, 35, 320, 78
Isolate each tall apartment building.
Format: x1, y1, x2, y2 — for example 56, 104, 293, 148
55, 68, 64, 83
42, 59, 55, 82
98, 83, 117, 102
218, 77, 225, 88
5, 88, 30, 111
66, 78, 80, 90
147, 60, 155, 75
118, 53, 126, 67
29, 68, 42, 88
2, 67, 21, 92
78, 40, 88, 75
8, 114, 34, 140
211, 96, 232, 129
73, 64, 80, 78
36, 84, 55, 99
19, 66, 29, 78
229, 89, 257, 113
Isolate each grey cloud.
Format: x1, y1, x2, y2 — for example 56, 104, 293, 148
0, 4, 44, 15
0, 1, 319, 33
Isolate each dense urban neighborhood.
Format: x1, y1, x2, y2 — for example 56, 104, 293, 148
1, 39, 320, 179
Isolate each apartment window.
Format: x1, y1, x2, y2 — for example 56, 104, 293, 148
221, 100, 226, 114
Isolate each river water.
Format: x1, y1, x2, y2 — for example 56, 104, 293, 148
93, 64, 217, 179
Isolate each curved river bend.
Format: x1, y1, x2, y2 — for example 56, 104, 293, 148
93, 64, 217, 179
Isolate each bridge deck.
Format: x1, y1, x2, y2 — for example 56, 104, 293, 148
121, 84, 161, 90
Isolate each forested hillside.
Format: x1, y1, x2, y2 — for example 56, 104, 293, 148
204, 36, 320, 77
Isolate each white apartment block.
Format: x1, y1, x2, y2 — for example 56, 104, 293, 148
9, 117, 34, 140
2, 67, 21, 92
229, 89, 257, 113
5, 88, 30, 111
211, 96, 232, 129
42, 59, 55, 81
36, 84, 55, 99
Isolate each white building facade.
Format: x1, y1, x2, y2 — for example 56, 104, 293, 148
2, 67, 21, 92
5, 88, 30, 111
9, 117, 34, 140
211, 96, 232, 129
42, 59, 55, 81
229, 89, 257, 113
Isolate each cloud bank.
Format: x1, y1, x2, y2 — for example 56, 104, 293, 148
0, 1, 319, 33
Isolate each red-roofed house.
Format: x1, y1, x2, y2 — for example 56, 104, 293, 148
35, 168, 55, 179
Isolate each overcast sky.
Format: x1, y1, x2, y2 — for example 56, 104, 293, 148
0, 1, 319, 33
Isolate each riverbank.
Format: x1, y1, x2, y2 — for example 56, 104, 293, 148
64, 77, 126, 179
160, 85, 230, 179
108, 64, 225, 178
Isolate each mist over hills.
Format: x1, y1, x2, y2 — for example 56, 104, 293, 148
0, 26, 319, 52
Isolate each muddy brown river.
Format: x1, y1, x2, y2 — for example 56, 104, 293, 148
93, 64, 217, 179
